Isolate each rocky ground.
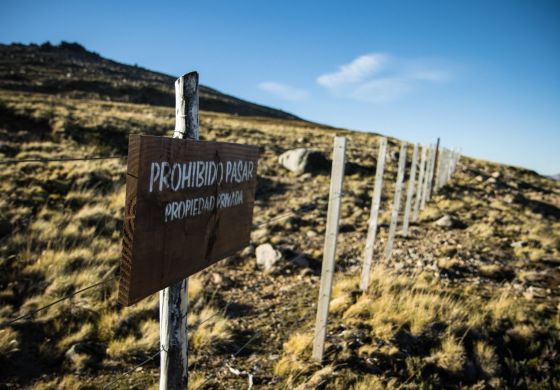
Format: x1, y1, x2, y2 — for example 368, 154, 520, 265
0, 88, 558, 389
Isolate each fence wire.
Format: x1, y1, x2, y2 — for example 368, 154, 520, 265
0, 266, 117, 329
0, 156, 126, 165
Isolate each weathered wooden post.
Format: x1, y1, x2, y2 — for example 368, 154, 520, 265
412, 145, 427, 222
429, 137, 440, 194
419, 144, 432, 210
160, 72, 199, 390
425, 144, 436, 203
402, 143, 418, 236
359, 137, 387, 291
312, 136, 346, 362
384, 142, 407, 262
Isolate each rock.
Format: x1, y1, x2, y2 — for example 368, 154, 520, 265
434, 215, 455, 228
211, 272, 233, 288
251, 228, 268, 244
510, 240, 528, 248
388, 150, 400, 162
306, 230, 318, 238
278, 148, 329, 175
65, 342, 104, 371
256, 243, 282, 271
491, 171, 501, 179
475, 175, 484, 182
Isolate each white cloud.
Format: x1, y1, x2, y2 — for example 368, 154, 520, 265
258, 81, 308, 101
317, 53, 452, 104
351, 78, 411, 103
317, 53, 388, 89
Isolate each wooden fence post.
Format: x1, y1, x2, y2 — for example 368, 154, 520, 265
384, 142, 407, 262
312, 136, 346, 362
402, 143, 418, 236
419, 144, 432, 211
429, 137, 440, 195
425, 144, 436, 203
359, 137, 387, 291
160, 72, 199, 390
412, 145, 427, 222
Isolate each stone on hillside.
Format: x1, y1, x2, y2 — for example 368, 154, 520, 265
510, 240, 528, 248
434, 215, 457, 229
65, 342, 104, 371
278, 148, 329, 175
491, 171, 501, 179
256, 243, 282, 271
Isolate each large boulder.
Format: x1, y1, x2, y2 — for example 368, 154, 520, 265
278, 148, 330, 175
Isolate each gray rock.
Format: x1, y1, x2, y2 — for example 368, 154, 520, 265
491, 171, 501, 179
65, 341, 104, 371
278, 148, 329, 175
510, 240, 528, 248
435, 215, 455, 228
256, 243, 282, 271
306, 230, 318, 238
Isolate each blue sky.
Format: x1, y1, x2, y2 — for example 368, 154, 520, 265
1, 1, 559, 174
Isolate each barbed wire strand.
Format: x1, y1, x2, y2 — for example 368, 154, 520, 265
193, 330, 262, 390
0, 266, 118, 329
0, 156, 126, 165
103, 347, 164, 390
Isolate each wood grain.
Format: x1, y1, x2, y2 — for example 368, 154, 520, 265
118, 135, 259, 306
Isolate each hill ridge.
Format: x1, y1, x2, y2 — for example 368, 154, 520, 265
0, 41, 301, 120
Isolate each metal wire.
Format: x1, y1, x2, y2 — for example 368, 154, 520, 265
0, 266, 117, 328
103, 347, 164, 390
0, 156, 125, 165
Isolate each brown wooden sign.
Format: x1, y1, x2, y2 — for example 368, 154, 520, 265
119, 135, 259, 305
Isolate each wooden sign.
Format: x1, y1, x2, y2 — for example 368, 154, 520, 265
119, 135, 259, 305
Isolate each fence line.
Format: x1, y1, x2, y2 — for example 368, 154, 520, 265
0, 156, 125, 165
0, 129, 463, 387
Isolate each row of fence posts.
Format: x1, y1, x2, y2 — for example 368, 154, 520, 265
160, 71, 462, 387
311, 135, 461, 361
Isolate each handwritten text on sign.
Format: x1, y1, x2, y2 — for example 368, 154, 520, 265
147, 159, 255, 222
119, 135, 259, 305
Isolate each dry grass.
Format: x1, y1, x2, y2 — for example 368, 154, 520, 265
428, 334, 466, 373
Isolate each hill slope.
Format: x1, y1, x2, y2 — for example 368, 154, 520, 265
0, 41, 300, 120
0, 48, 558, 389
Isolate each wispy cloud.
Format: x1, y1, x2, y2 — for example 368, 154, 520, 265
316, 53, 388, 88
258, 81, 308, 101
317, 53, 452, 103
351, 78, 411, 103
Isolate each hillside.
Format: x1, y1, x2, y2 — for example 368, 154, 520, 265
0, 42, 300, 120
0, 55, 558, 388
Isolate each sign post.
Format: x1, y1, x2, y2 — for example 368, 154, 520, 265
160, 72, 198, 390
118, 72, 259, 388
